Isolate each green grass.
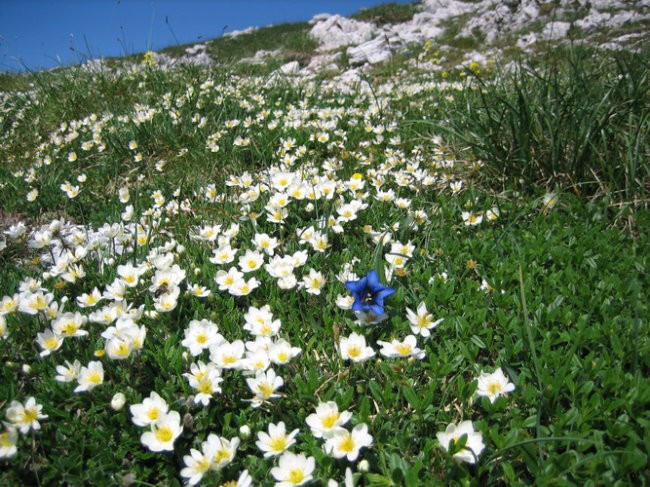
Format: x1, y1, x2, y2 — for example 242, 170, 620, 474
351, 2, 421, 26
1, 8, 649, 487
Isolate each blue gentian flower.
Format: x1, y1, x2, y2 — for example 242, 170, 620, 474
345, 270, 395, 317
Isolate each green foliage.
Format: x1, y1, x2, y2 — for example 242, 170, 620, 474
429, 47, 650, 205
351, 2, 421, 26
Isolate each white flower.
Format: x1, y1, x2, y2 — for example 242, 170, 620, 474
26, 188, 39, 202
210, 340, 245, 369
405, 302, 443, 338
256, 421, 299, 457
229, 277, 260, 297
461, 211, 483, 226
339, 333, 375, 363
140, 411, 183, 452
542, 192, 558, 209
271, 452, 315, 486
377, 335, 425, 359
436, 420, 485, 464
246, 369, 283, 407
335, 294, 355, 310
36, 329, 64, 357
243, 304, 282, 337
18, 291, 54, 315
215, 267, 244, 291
184, 361, 223, 406
301, 268, 326, 295
238, 249, 264, 273
268, 339, 301, 365
6, 397, 48, 434
253, 233, 279, 255
54, 360, 81, 383
74, 361, 104, 393
475, 367, 515, 403
202, 434, 239, 470
130, 391, 169, 427
181, 319, 224, 356
0, 424, 18, 458
306, 401, 352, 439
51, 311, 88, 338
324, 424, 373, 462
181, 448, 212, 486
76, 288, 102, 308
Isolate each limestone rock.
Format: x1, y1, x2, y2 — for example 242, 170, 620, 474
309, 14, 376, 51
541, 21, 572, 40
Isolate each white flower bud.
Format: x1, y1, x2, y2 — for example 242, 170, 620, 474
358, 459, 370, 472
239, 425, 251, 439
111, 392, 126, 411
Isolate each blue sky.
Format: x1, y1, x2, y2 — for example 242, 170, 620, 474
0, 0, 416, 72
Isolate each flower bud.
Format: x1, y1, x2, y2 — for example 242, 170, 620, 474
111, 392, 126, 411
239, 425, 251, 439
358, 459, 370, 472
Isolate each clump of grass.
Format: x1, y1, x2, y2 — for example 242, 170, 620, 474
203, 22, 318, 65
428, 46, 650, 207
351, 2, 421, 25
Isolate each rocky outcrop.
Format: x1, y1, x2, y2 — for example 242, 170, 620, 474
302, 0, 649, 74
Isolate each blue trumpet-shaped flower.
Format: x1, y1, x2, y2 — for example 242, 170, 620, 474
345, 270, 395, 317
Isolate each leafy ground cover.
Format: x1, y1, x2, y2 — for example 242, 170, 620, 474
1, 12, 649, 487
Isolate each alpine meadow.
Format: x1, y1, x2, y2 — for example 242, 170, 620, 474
1, 1, 649, 485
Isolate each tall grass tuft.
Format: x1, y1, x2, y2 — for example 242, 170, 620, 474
444, 47, 650, 207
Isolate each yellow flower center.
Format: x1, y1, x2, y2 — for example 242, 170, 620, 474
288, 469, 305, 485
114, 342, 130, 356
213, 448, 231, 464
196, 334, 207, 344
33, 296, 47, 310
277, 352, 289, 363
45, 337, 59, 349
87, 371, 102, 384
0, 433, 13, 447
62, 322, 77, 335
147, 408, 160, 421
347, 346, 361, 358
223, 355, 237, 365
270, 436, 287, 452
257, 382, 273, 398
155, 426, 173, 443
199, 381, 213, 395
23, 408, 39, 423
322, 413, 339, 429
488, 382, 502, 395
396, 344, 412, 356
338, 434, 355, 453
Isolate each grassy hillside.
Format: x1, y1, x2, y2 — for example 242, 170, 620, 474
0, 3, 649, 485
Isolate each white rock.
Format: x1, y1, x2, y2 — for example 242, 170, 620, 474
307, 52, 342, 71
541, 21, 571, 40
240, 49, 282, 65
347, 35, 403, 65
609, 11, 644, 28
279, 61, 301, 75
224, 26, 259, 38
575, 11, 612, 33
310, 14, 376, 51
